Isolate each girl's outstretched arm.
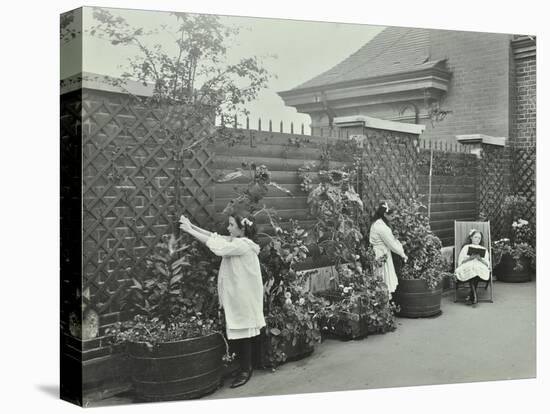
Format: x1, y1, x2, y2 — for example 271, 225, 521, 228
180, 216, 209, 244
181, 214, 231, 241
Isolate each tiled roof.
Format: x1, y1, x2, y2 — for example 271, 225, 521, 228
294, 26, 434, 90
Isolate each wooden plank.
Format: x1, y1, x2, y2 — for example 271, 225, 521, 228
427, 220, 455, 231
257, 219, 317, 236
215, 170, 315, 185
429, 210, 477, 222
214, 155, 347, 171
419, 185, 476, 194
214, 143, 324, 159
213, 209, 313, 222
225, 128, 343, 147
424, 193, 477, 203
439, 237, 455, 247
428, 201, 477, 213
418, 175, 477, 185
215, 183, 308, 198
215, 196, 308, 211
432, 228, 455, 239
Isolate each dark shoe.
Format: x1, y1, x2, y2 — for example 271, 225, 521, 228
230, 370, 252, 388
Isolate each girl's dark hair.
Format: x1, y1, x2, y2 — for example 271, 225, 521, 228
371, 201, 394, 227
462, 229, 484, 248
232, 215, 258, 240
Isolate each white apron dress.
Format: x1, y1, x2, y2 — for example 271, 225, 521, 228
206, 234, 266, 339
455, 244, 491, 281
369, 219, 406, 294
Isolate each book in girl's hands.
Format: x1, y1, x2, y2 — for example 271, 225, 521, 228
467, 246, 486, 256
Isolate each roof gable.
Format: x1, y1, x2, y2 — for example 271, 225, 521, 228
294, 26, 433, 90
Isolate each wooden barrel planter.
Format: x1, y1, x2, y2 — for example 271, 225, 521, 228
394, 279, 442, 318
493, 254, 532, 283
127, 332, 225, 401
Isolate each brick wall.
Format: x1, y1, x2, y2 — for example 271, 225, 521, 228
510, 36, 536, 227
422, 30, 513, 144
511, 36, 536, 149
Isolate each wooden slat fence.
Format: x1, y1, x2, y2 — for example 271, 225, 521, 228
417, 143, 480, 247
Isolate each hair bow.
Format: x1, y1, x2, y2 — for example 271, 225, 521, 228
382, 201, 389, 213
241, 218, 253, 227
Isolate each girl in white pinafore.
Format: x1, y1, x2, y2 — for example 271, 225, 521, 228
369, 202, 408, 296
455, 229, 490, 305
179, 214, 265, 389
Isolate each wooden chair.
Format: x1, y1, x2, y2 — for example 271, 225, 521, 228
454, 221, 494, 303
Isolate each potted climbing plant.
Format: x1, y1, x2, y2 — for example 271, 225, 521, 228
107, 234, 233, 401
390, 199, 449, 318
259, 219, 322, 368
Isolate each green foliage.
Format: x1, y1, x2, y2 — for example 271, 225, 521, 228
107, 314, 221, 348
315, 256, 397, 337
60, 11, 80, 43
221, 163, 292, 217
259, 220, 322, 367
306, 168, 365, 264
220, 163, 320, 368
298, 162, 315, 193
88, 8, 272, 174
108, 233, 221, 345
390, 199, 447, 289
264, 297, 322, 367
503, 194, 529, 223
89, 9, 271, 114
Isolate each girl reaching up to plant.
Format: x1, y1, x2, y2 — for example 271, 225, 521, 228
455, 229, 491, 305
179, 214, 265, 388
368, 201, 408, 297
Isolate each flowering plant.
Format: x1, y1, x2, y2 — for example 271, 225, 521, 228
314, 254, 397, 338
492, 218, 536, 271
263, 290, 322, 367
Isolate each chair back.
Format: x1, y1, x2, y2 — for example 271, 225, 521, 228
454, 221, 492, 268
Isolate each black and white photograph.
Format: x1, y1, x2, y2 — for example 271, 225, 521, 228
59, 3, 539, 408
3, 1, 547, 413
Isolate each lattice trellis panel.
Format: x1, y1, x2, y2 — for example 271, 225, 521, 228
81, 89, 216, 315
479, 145, 511, 240
512, 146, 536, 228
360, 128, 420, 214
60, 90, 83, 331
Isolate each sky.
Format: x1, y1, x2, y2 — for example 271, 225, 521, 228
61, 6, 385, 134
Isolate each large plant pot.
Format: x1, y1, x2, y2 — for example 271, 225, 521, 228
128, 332, 224, 401
394, 278, 442, 318
493, 254, 532, 283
